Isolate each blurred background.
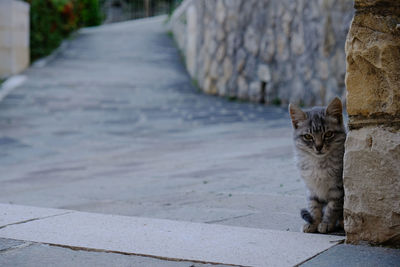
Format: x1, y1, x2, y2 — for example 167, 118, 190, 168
25, 0, 182, 61
4, 0, 353, 109
0, 0, 354, 234
168, 0, 353, 108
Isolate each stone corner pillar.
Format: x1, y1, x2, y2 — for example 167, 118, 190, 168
344, 0, 400, 245
0, 0, 30, 78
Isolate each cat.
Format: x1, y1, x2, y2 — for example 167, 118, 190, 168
289, 97, 346, 233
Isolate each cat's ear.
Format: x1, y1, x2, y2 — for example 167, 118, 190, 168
289, 103, 306, 129
326, 97, 343, 123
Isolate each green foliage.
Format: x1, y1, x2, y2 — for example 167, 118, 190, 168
227, 96, 237, 102
272, 97, 282, 106
80, 0, 102, 26
166, 0, 184, 19
166, 30, 173, 39
191, 78, 199, 89
26, 0, 102, 60
28, 0, 64, 60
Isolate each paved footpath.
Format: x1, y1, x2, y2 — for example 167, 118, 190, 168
0, 16, 303, 231
0, 17, 399, 266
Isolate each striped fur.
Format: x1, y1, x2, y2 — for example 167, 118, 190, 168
289, 97, 346, 234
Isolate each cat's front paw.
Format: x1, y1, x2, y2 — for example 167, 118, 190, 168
302, 223, 318, 233
318, 222, 334, 233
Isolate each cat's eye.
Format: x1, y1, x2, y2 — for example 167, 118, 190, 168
303, 134, 313, 140
324, 131, 334, 139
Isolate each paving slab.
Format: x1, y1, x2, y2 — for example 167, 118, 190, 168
0, 238, 25, 251
0, 238, 227, 267
0, 204, 342, 267
300, 244, 400, 267
0, 203, 69, 228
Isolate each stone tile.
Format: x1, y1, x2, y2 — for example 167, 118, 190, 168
0, 203, 69, 228
0, 238, 25, 251
0, 204, 342, 267
0, 239, 228, 267
301, 244, 400, 267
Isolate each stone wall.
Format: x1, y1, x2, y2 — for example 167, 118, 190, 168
0, 0, 30, 78
343, 0, 400, 245
169, 0, 353, 106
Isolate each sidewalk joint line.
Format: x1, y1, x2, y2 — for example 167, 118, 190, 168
0, 211, 73, 230
293, 242, 342, 267
0, 239, 33, 254
46, 243, 248, 267
205, 213, 254, 224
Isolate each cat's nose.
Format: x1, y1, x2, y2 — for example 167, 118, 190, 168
316, 144, 323, 152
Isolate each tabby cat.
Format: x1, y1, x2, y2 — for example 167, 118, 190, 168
289, 97, 346, 233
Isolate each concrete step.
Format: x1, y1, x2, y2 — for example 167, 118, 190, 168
0, 203, 343, 267
0, 237, 230, 267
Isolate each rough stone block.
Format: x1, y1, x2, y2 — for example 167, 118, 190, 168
244, 27, 259, 56
237, 75, 248, 99
222, 57, 232, 82
248, 81, 261, 102
345, 11, 400, 117
343, 126, 400, 245
343, 0, 400, 246
168, 0, 353, 107
354, 0, 400, 8
257, 64, 271, 82
216, 0, 226, 24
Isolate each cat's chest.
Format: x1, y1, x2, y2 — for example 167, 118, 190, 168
298, 158, 336, 197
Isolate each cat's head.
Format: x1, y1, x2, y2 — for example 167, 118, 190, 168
289, 97, 346, 157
